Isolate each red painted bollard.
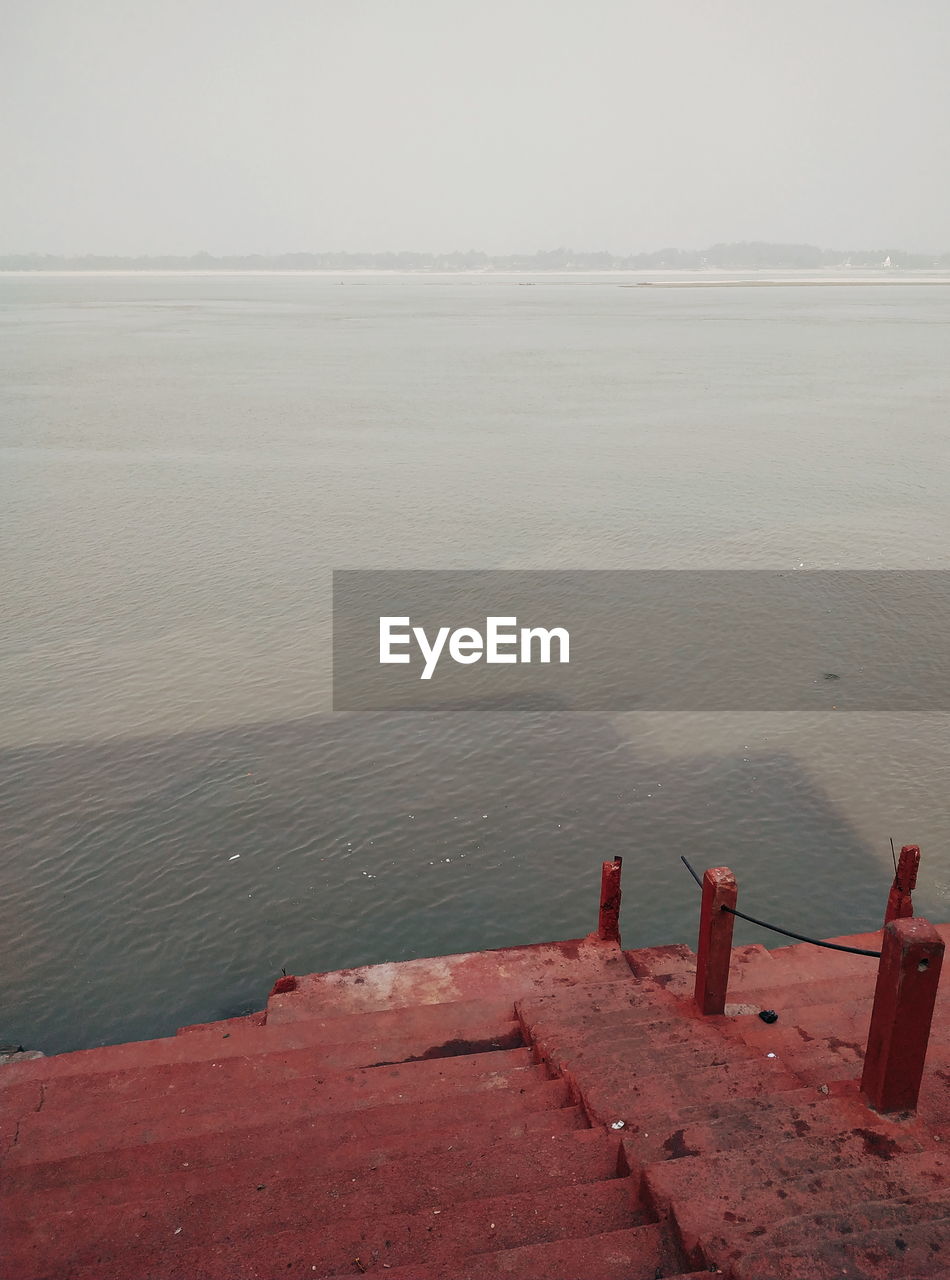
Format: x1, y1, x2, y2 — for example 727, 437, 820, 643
694, 867, 738, 1015
598, 857, 623, 943
884, 844, 921, 925
861, 917, 944, 1114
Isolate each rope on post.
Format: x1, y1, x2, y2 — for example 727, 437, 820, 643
680, 856, 882, 958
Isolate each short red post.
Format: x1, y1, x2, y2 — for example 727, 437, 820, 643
598, 857, 623, 943
694, 867, 738, 1015
861, 917, 944, 1114
884, 844, 921, 925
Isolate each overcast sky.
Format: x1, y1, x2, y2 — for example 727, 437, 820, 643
4, 0, 949, 256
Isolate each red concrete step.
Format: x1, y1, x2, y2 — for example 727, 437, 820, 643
80, 1213, 670, 1274
725, 1014, 866, 1055
582, 1054, 801, 1126
530, 1009, 728, 1047
516, 976, 675, 1019
758, 932, 885, 978
265, 995, 522, 1053
724, 953, 848, 994
727, 973, 876, 1011
544, 1044, 810, 1114
715, 937, 882, 997
517, 991, 806, 1129
335, 1269, 716, 1280
737, 1216, 950, 1280
1, 1077, 44, 1128
174, 1010, 525, 1066
627, 941, 773, 991
522, 1015, 699, 1065
921, 1080, 950, 1134
176, 1011, 266, 1035
522, 998, 734, 1044
5, 1102, 589, 1216
762, 1193, 950, 1249
641, 1082, 822, 1129
715, 1002, 928, 1088
1, 1002, 523, 1085
268, 937, 635, 1020
61, 1177, 647, 1280
523, 1013, 733, 1066
4, 1074, 574, 1186
720, 1029, 866, 1086
718, 993, 950, 1051
523, 1018, 761, 1085
22, 1043, 538, 1129
171, 1019, 525, 1075
624, 942, 698, 977
645, 1142, 946, 1269
12, 1051, 551, 1163
543, 1029, 769, 1080
661, 970, 869, 1008
652, 1059, 801, 1107
265, 992, 520, 1034
617, 1084, 821, 1161
332, 1223, 678, 1280
3, 1070, 573, 1177
621, 1087, 904, 1167
5, 1127, 623, 1273
524, 996, 728, 1035
721, 1003, 870, 1050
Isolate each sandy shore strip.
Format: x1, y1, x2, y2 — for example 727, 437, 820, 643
624, 277, 950, 288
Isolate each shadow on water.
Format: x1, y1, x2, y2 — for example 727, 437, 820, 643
0, 708, 891, 1053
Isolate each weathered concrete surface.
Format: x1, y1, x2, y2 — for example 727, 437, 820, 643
2, 927, 949, 1278
266, 934, 635, 1021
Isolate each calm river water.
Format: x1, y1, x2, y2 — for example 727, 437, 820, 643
2, 272, 950, 1053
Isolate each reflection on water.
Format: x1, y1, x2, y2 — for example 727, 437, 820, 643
2, 709, 943, 1054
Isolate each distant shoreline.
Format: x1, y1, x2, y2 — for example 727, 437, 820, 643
3, 269, 950, 287
626, 278, 950, 288
5, 241, 948, 277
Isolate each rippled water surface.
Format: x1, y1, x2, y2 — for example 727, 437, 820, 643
3, 272, 950, 1052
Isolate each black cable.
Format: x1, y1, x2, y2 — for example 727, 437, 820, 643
679, 855, 882, 958
681, 855, 703, 888
720, 905, 881, 956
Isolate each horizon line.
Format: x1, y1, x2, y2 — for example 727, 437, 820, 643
3, 241, 950, 262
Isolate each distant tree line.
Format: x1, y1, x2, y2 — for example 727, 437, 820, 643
3, 243, 949, 271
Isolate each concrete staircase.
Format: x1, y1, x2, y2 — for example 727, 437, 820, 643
0, 937, 700, 1280
4, 927, 950, 1279
515, 929, 950, 1279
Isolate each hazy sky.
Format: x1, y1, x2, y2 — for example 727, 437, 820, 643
4, 0, 949, 255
